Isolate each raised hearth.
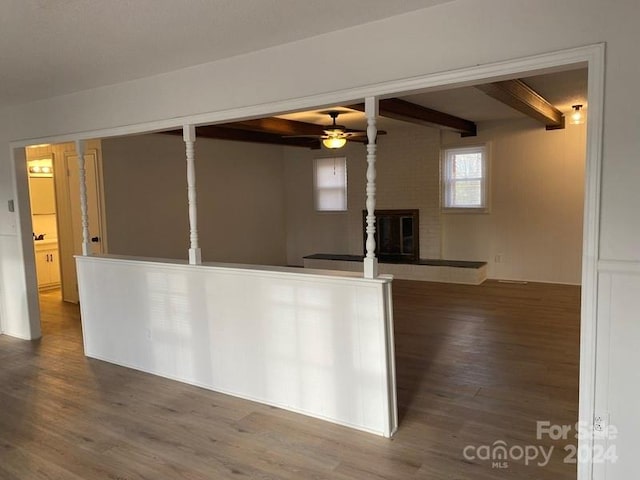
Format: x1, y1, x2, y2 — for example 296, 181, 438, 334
303, 253, 487, 285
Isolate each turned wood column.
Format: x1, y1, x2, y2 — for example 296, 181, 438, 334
184, 125, 202, 265
364, 96, 379, 278
75, 139, 91, 256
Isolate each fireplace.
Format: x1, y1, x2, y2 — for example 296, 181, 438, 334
363, 209, 419, 262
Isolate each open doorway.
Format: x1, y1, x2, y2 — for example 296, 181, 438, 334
27, 154, 61, 293
25, 141, 107, 322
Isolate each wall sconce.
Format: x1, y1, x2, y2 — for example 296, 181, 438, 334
569, 105, 585, 125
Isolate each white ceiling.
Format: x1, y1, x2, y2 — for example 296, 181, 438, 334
279, 68, 588, 129
0, 0, 451, 109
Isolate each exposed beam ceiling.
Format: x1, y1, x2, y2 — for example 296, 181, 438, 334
475, 79, 565, 130
347, 98, 477, 137
162, 119, 377, 148
222, 118, 326, 137
162, 126, 321, 149
162, 99, 467, 147
222, 117, 373, 143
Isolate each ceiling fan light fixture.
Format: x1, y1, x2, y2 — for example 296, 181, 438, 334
569, 104, 585, 125
322, 137, 347, 149
325, 127, 344, 136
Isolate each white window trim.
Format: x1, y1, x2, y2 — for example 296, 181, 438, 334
441, 143, 491, 214
313, 156, 348, 213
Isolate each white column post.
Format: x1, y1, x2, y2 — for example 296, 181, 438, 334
75, 139, 91, 256
364, 96, 379, 278
184, 125, 202, 265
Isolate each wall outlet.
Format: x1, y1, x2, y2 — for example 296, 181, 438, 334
7, 199, 14, 212
145, 328, 152, 340
495, 254, 503, 263
594, 412, 609, 434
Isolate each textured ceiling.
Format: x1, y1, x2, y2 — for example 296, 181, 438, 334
0, 0, 451, 108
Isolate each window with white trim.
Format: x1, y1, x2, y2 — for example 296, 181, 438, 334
442, 145, 488, 211
314, 157, 347, 212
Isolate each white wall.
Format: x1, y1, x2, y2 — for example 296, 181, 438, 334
596, 266, 640, 480
441, 118, 586, 284
102, 134, 287, 266
1, 1, 639, 476
284, 125, 441, 266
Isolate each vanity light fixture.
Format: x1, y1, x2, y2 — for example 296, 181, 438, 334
29, 165, 52, 174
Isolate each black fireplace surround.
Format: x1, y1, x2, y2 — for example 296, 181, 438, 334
363, 209, 419, 262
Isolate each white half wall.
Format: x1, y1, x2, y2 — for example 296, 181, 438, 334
595, 263, 640, 480
101, 134, 287, 265
76, 255, 397, 437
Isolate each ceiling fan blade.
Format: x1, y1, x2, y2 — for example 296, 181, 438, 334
343, 130, 387, 137
282, 134, 322, 139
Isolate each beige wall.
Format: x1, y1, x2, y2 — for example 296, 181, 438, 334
442, 118, 586, 284
284, 119, 585, 284
102, 134, 287, 266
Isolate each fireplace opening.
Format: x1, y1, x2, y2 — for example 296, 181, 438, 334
363, 209, 419, 262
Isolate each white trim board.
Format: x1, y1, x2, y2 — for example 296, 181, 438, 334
9, 43, 605, 480
598, 260, 640, 275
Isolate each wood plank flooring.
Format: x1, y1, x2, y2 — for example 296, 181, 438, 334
0, 280, 580, 479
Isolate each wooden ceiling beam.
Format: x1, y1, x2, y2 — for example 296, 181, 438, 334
161, 126, 321, 149
161, 116, 379, 148
475, 79, 565, 130
220, 117, 326, 136
347, 98, 477, 137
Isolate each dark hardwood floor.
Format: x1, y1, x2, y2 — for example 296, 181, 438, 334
0, 280, 580, 479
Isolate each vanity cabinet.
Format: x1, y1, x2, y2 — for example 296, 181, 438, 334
35, 242, 61, 289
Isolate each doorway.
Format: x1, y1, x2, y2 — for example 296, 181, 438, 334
27, 154, 61, 295
25, 141, 107, 308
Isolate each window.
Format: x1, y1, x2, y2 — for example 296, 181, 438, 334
442, 145, 489, 211
314, 157, 347, 211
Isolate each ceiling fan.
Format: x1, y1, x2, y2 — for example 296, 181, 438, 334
288, 111, 372, 149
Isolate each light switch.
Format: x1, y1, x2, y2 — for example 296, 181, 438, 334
7, 199, 14, 212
